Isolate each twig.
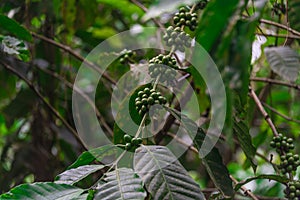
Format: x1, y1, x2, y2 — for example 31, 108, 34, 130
260, 18, 300, 37
31, 32, 117, 85
0, 61, 88, 151
262, 102, 300, 124
249, 87, 279, 136
255, 32, 300, 39
231, 175, 259, 200
250, 77, 300, 91
166, 132, 198, 153
130, 0, 165, 30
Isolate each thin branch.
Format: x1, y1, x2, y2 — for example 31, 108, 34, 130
230, 176, 259, 200
36, 66, 113, 137
262, 102, 300, 124
31, 32, 117, 85
130, 0, 165, 30
249, 87, 279, 136
0, 61, 88, 151
255, 32, 300, 39
250, 77, 300, 91
166, 132, 198, 153
259, 18, 300, 37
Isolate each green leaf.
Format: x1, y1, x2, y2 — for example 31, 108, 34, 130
96, 0, 143, 16
234, 174, 289, 191
68, 144, 122, 169
94, 168, 147, 200
265, 46, 300, 82
233, 118, 257, 171
142, 0, 197, 21
0, 182, 84, 200
289, 0, 300, 32
216, 0, 267, 105
194, 129, 234, 198
195, 0, 240, 52
55, 165, 105, 185
0, 14, 32, 41
164, 106, 234, 198
134, 145, 205, 200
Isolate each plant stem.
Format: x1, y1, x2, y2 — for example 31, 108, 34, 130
249, 87, 279, 136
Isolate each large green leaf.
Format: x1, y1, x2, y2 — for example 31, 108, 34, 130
233, 118, 257, 171
0, 14, 32, 41
234, 174, 289, 191
164, 107, 234, 198
94, 168, 146, 200
134, 145, 205, 200
195, 0, 240, 52
289, 0, 300, 32
68, 144, 122, 169
0, 182, 84, 200
264, 46, 300, 82
55, 165, 105, 185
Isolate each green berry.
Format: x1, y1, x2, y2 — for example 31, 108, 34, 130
124, 134, 132, 143
141, 105, 147, 112
138, 91, 144, 97
288, 157, 295, 164
125, 143, 132, 150
144, 87, 150, 95
287, 138, 293, 144
142, 98, 148, 105
148, 97, 154, 105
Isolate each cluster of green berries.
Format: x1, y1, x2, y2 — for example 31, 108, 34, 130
119, 50, 136, 64
123, 134, 143, 151
278, 153, 300, 174
135, 87, 167, 116
149, 54, 177, 85
270, 134, 294, 153
284, 181, 300, 200
173, 7, 198, 31
163, 26, 192, 52
270, 134, 299, 174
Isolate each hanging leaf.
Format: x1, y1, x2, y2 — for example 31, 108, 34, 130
68, 144, 122, 169
234, 174, 289, 191
164, 106, 234, 198
55, 165, 105, 185
0, 182, 84, 200
265, 46, 300, 82
233, 118, 257, 171
0, 14, 32, 42
195, 0, 240, 52
94, 168, 146, 200
134, 145, 205, 200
